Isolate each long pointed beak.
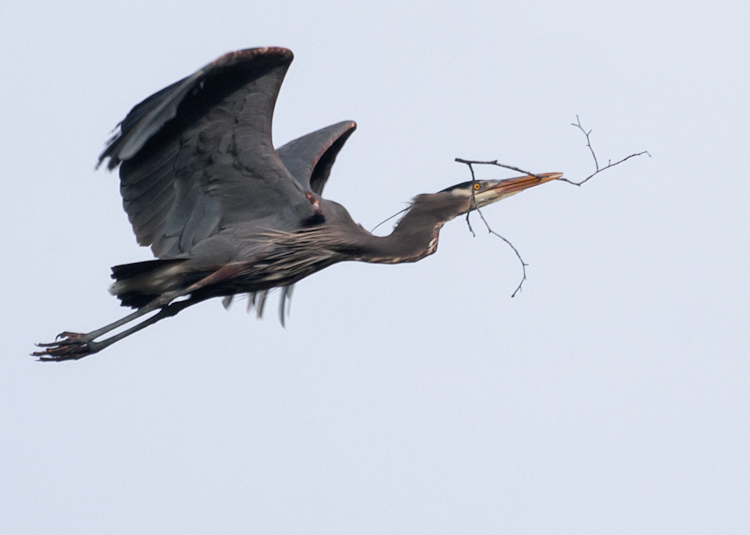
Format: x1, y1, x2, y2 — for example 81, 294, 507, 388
488, 172, 563, 196
473, 171, 562, 207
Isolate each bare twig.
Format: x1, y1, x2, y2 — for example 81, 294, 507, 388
558, 115, 650, 186
455, 158, 544, 180
475, 204, 528, 298
455, 158, 529, 297
455, 116, 649, 297
461, 160, 479, 237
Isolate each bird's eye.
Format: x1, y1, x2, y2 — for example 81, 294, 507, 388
473, 183, 481, 191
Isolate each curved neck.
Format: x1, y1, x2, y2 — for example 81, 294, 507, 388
362, 222, 443, 264
357, 193, 465, 264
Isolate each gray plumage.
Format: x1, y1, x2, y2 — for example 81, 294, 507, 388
34, 47, 560, 360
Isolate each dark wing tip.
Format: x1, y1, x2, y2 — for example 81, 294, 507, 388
97, 47, 295, 171
308, 121, 356, 194
339, 121, 357, 139
210, 47, 294, 68
277, 120, 358, 194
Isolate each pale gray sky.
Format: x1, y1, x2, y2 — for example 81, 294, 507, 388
1, 1, 749, 533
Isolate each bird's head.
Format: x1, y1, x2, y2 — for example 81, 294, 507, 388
391, 171, 564, 239
440, 172, 563, 214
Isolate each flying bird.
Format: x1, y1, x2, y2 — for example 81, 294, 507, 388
35, 47, 561, 360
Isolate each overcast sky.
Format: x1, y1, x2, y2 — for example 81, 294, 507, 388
1, 1, 749, 533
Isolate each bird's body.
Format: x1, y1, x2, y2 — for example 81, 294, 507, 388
35, 47, 561, 360
109, 191, 470, 308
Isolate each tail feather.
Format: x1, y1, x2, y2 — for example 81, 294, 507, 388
110, 259, 184, 280
115, 290, 158, 309
110, 259, 188, 309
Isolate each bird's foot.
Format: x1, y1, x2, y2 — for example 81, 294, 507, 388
32, 332, 100, 361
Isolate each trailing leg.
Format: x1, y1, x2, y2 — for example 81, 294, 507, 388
34, 264, 244, 361
33, 297, 199, 361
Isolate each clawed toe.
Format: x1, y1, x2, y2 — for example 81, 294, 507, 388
56, 331, 85, 341
32, 338, 99, 361
32, 291, 197, 360
36, 333, 86, 348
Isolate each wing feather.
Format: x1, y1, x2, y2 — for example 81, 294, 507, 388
128, 180, 175, 223
277, 120, 357, 194
134, 197, 175, 246
121, 161, 174, 205
99, 47, 316, 258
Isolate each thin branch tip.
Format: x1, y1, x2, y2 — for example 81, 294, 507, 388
562, 116, 649, 186
454, 116, 647, 296
455, 157, 530, 297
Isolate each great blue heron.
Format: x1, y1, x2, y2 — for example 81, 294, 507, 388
34, 47, 561, 360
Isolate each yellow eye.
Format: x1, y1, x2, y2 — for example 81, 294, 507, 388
473, 183, 481, 191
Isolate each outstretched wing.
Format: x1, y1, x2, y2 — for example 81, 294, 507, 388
277, 120, 357, 195
99, 47, 317, 258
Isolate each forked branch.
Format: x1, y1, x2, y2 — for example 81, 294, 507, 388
558, 115, 651, 186
457, 116, 649, 297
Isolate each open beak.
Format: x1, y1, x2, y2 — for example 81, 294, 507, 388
479, 172, 563, 205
